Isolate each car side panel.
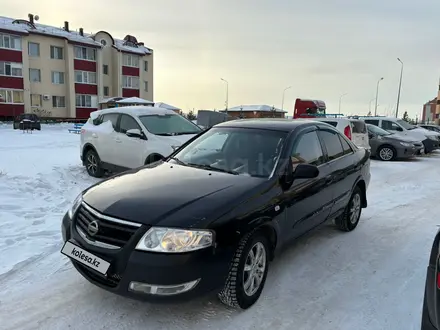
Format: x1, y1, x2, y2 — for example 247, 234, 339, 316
423, 230, 440, 329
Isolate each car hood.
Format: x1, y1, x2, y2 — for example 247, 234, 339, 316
411, 127, 440, 137
388, 130, 428, 140
156, 134, 197, 145
383, 134, 421, 143
82, 163, 264, 227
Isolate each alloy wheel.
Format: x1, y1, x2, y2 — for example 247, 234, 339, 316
349, 193, 361, 224
87, 153, 98, 175
243, 242, 266, 297
379, 147, 393, 161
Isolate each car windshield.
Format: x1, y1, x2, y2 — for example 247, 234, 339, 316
367, 124, 392, 136
396, 119, 415, 130
138, 114, 202, 136
169, 127, 288, 178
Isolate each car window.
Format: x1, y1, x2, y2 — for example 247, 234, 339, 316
338, 135, 353, 155
319, 130, 345, 160
350, 120, 366, 133
321, 121, 337, 127
138, 114, 201, 136
291, 131, 324, 166
364, 119, 379, 126
119, 114, 141, 134
101, 113, 119, 130
381, 120, 401, 131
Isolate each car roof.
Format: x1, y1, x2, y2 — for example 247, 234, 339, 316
92, 106, 177, 118
214, 118, 323, 131
360, 116, 399, 121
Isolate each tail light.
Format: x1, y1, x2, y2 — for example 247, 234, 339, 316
344, 125, 352, 140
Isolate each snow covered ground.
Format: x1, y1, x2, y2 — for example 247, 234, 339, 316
0, 123, 437, 330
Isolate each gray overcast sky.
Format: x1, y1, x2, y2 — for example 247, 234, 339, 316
3, 0, 440, 117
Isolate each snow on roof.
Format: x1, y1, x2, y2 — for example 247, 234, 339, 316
227, 105, 287, 113
154, 102, 181, 110
116, 97, 154, 104
0, 16, 152, 53
91, 106, 177, 118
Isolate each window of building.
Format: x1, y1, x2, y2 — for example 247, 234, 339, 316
75, 94, 98, 108
50, 46, 64, 59
144, 81, 148, 92
52, 96, 66, 108
318, 130, 345, 161
103, 64, 108, 74
122, 54, 139, 67
74, 46, 96, 61
122, 75, 139, 89
119, 114, 141, 134
51, 71, 65, 84
28, 42, 40, 57
30, 94, 42, 107
74, 70, 97, 84
29, 68, 41, 82
0, 34, 21, 50
0, 62, 23, 77
291, 131, 324, 166
0, 89, 24, 103
144, 60, 148, 72
103, 86, 109, 96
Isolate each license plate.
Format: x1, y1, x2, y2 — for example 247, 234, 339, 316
61, 241, 110, 275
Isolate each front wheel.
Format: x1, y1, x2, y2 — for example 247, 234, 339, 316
378, 145, 396, 161
218, 231, 269, 309
335, 186, 362, 232
85, 149, 104, 178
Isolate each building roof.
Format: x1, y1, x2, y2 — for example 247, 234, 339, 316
226, 105, 287, 113
0, 15, 152, 54
116, 97, 154, 104
216, 118, 319, 131
154, 102, 181, 111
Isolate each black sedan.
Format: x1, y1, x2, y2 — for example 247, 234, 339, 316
421, 229, 440, 329
61, 119, 371, 309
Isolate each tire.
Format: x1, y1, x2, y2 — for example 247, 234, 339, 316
85, 149, 104, 178
335, 186, 362, 232
218, 230, 270, 309
377, 145, 396, 161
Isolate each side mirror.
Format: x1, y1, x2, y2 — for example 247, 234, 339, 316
368, 133, 374, 139
293, 163, 319, 179
126, 128, 143, 139
396, 127, 403, 132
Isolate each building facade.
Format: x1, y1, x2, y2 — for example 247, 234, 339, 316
0, 14, 153, 119
422, 98, 436, 123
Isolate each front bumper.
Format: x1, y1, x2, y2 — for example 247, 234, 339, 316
395, 145, 419, 159
423, 139, 440, 153
61, 213, 232, 302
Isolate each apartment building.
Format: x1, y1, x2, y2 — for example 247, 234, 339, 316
0, 14, 153, 119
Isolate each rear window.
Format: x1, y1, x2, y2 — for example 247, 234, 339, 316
350, 120, 366, 133
321, 121, 338, 127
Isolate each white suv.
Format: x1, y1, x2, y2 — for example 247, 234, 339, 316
80, 106, 202, 177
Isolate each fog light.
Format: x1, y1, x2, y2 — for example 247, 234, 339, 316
129, 279, 200, 296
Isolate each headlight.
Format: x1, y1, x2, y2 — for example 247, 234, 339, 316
68, 193, 82, 219
400, 142, 413, 147
136, 227, 214, 253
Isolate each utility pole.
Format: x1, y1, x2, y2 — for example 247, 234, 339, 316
374, 77, 384, 116
338, 93, 348, 115
220, 78, 228, 116
281, 86, 291, 110
395, 58, 404, 118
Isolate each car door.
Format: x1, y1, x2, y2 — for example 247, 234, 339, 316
282, 127, 335, 239
381, 119, 403, 133
113, 114, 146, 169
97, 113, 120, 165
317, 128, 358, 218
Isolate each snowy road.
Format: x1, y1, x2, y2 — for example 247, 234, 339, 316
0, 124, 438, 330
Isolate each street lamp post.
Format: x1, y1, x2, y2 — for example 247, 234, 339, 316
338, 93, 348, 115
374, 77, 384, 116
220, 78, 229, 116
395, 58, 404, 118
281, 86, 291, 110
368, 98, 375, 115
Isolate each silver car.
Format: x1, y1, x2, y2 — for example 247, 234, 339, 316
367, 124, 424, 161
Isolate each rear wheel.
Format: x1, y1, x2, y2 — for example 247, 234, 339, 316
85, 149, 104, 178
377, 145, 396, 161
335, 186, 362, 232
218, 231, 269, 309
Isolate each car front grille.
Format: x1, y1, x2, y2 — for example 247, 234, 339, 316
75, 202, 141, 249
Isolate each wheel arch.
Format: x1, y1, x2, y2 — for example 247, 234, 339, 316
144, 153, 164, 165
82, 143, 99, 163
353, 177, 367, 208
241, 217, 279, 261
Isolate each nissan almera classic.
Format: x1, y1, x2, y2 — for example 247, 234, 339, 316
61, 119, 370, 309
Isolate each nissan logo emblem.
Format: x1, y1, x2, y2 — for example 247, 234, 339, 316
87, 221, 99, 236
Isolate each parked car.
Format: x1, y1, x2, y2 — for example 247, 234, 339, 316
304, 117, 370, 151
61, 119, 371, 309
419, 124, 440, 133
366, 124, 424, 161
361, 117, 440, 154
12, 113, 41, 130
81, 106, 202, 177
421, 229, 440, 329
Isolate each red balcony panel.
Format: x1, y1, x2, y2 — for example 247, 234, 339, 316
74, 59, 96, 72
0, 48, 22, 62
122, 88, 139, 97
75, 83, 98, 95
0, 103, 24, 117
76, 108, 98, 119
122, 66, 139, 76
0, 76, 23, 89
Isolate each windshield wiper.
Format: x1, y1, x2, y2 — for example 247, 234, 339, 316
187, 163, 239, 175
172, 132, 200, 135
169, 157, 187, 166
155, 133, 174, 136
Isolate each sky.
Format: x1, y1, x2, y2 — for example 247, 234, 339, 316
2, 0, 440, 118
